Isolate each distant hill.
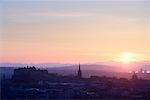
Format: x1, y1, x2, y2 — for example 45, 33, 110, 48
0, 61, 149, 71
0, 63, 149, 80
46, 64, 150, 80
0, 63, 72, 68
0, 61, 149, 79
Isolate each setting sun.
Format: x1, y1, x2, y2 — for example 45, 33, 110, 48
116, 52, 137, 63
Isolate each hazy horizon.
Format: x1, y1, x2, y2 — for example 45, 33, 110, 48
0, 60, 150, 72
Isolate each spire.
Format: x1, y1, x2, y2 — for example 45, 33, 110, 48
132, 71, 138, 80
78, 63, 82, 78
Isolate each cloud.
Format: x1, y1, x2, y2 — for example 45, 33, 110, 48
30, 12, 91, 17
4, 12, 91, 24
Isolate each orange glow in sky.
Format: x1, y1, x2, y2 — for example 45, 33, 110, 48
0, 0, 149, 63
115, 52, 140, 63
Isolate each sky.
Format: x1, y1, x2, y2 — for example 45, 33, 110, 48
0, 0, 150, 63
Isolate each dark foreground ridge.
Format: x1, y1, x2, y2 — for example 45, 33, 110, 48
1, 65, 150, 99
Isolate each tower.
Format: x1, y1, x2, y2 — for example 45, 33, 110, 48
132, 71, 138, 80
77, 64, 82, 78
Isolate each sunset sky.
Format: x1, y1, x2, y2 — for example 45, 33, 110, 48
0, 0, 149, 63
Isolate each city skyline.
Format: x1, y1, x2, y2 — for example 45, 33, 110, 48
0, 0, 150, 64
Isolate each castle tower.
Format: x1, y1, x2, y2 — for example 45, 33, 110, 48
77, 64, 82, 78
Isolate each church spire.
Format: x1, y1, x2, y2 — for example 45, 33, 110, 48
132, 71, 138, 80
78, 63, 82, 78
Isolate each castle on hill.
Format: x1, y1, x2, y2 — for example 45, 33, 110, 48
12, 64, 82, 83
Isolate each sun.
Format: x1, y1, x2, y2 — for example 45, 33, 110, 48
116, 52, 137, 63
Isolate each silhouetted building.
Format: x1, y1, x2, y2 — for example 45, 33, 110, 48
132, 72, 138, 80
12, 66, 51, 83
77, 64, 82, 78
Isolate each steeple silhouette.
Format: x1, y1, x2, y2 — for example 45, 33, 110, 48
77, 63, 82, 78
132, 71, 138, 80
